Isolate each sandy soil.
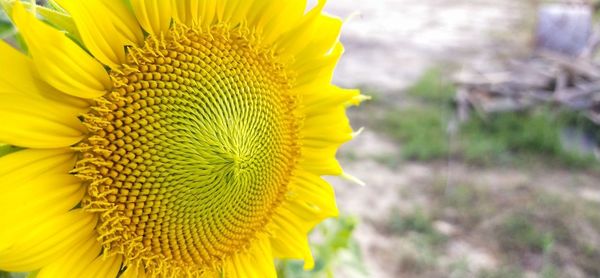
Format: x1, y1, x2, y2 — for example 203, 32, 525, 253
325, 0, 535, 92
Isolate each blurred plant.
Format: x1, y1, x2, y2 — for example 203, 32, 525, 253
461, 108, 598, 167
380, 106, 450, 160
388, 208, 446, 246
407, 68, 455, 105
0, 144, 20, 157
0, 272, 26, 278
376, 68, 599, 167
0, 5, 13, 38
277, 216, 367, 278
498, 212, 553, 253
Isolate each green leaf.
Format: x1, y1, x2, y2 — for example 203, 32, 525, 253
277, 216, 368, 278
0, 272, 28, 278
1, 0, 81, 42
0, 20, 13, 37
0, 144, 22, 157
0, 3, 14, 38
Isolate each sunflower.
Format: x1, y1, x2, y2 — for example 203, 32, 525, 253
0, 0, 365, 277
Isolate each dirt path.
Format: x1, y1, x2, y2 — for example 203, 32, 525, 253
325, 0, 535, 92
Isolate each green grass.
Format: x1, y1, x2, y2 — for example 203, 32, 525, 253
411, 173, 600, 276
374, 68, 599, 167
389, 208, 445, 276
388, 208, 447, 246
407, 68, 455, 104
479, 267, 525, 278
460, 109, 597, 167
497, 212, 553, 253
379, 106, 450, 160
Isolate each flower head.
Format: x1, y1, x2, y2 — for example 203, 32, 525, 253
0, 0, 364, 277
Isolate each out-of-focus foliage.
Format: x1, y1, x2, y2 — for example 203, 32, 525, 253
375, 68, 598, 168
407, 68, 456, 104
0, 6, 14, 38
0, 272, 27, 278
0, 144, 21, 157
277, 216, 367, 278
381, 106, 450, 161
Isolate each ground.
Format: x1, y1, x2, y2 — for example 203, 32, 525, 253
320, 0, 600, 277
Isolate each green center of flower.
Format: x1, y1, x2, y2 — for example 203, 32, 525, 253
74, 25, 300, 275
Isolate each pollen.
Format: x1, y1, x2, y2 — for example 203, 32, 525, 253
73, 25, 301, 275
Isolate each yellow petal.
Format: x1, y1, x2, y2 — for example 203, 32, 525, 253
260, 0, 306, 44
120, 265, 148, 278
0, 40, 89, 110
81, 255, 123, 278
300, 145, 343, 175
198, 0, 217, 27
296, 14, 343, 60
0, 158, 84, 253
274, 0, 326, 57
172, 0, 216, 26
36, 232, 101, 278
0, 174, 84, 240
12, 3, 111, 99
299, 100, 354, 176
0, 94, 84, 148
0, 209, 97, 272
270, 207, 315, 270
300, 84, 360, 115
0, 40, 38, 95
220, 1, 253, 27
0, 148, 75, 178
130, 0, 172, 35
295, 43, 344, 86
223, 236, 276, 278
171, 0, 200, 25
54, 0, 144, 68
289, 172, 339, 219
300, 101, 353, 175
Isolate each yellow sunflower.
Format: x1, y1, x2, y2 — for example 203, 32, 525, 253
0, 0, 365, 277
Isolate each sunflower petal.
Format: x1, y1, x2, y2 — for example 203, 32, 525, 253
0, 174, 84, 234
0, 172, 84, 254
36, 234, 102, 278
0, 40, 91, 110
130, 0, 172, 35
0, 94, 84, 148
289, 172, 339, 219
0, 209, 97, 272
274, 0, 326, 56
12, 3, 110, 99
0, 148, 75, 178
300, 84, 360, 115
54, 0, 144, 68
82, 254, 123, 278
261, 0, 306, 44
223, 236, 276, 278
295, 43, 344, 86
270, 207, 315, 270
120, 265, 148, 278
171, 0, 199, 25
220, 1, 252, 26
198, 0, 217, 27
296, 14, 343, 59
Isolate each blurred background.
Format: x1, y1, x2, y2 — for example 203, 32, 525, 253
296, 0, 600, 277
2, 0, 600, 278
